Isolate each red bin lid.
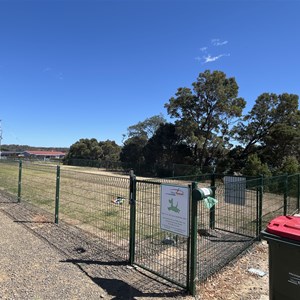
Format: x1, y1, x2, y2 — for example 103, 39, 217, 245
266, 216, 300, 241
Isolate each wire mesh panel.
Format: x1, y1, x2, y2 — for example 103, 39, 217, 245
59, 169, 130, 260
287, 174, 300, 215
261, 175, 286, 227
196, 179, 258, 282
134, 179, 189, 288
214, 179, 258, 236
0, 160, 19, 197
21, 162, 57, 216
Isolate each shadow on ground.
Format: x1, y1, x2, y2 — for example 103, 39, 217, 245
63, 258, 183, 299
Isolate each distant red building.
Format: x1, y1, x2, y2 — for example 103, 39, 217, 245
23, 150, 66, 159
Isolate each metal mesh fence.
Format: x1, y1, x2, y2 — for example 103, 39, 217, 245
1, 159, 300, 294
0, 160, 19, 198
213, 178, 258, 236
261, 175, 286, 228
58, 169, 130, 260
287, 174, 300, 215
63, 158, 126, 173
196, 178, 258, 282
20, 162, 57, 217
63, 159, 211, 178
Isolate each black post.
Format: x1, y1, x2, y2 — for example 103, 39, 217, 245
55, 165, 60, 224
256, 183, 259, 238
189, 181, 198, 296
129, 170, 136, 265
283, 174, 288, 216
17, 159, 22, 202
257, 176, 263, 240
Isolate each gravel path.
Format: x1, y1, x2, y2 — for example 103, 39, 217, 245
0, 207, 108, 300
0, 195, 187, 300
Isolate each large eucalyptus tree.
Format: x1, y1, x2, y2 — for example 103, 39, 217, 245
165, 70, 245, 168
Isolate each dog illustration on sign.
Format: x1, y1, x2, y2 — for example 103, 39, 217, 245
168, 198, 180, 213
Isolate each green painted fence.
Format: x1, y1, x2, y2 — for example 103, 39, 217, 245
0, 159, 299, 296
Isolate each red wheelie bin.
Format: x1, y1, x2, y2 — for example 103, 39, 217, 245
261, 215, 300, 300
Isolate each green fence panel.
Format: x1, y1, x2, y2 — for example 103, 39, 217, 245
196, 177, 258, 285
0, 159, 19, 198
286, 174, 300, 215
20, 162, 57, 218
261, 175, 286, 228
59, 168, 131, 260
133, 179, 190, 289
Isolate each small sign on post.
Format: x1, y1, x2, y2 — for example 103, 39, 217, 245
224, 176, 246, 205
160, 184, 190, 237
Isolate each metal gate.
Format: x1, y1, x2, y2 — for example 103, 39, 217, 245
129, 173, 190, 289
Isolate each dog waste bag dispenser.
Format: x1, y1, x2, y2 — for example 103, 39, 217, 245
192, 187, 217, 209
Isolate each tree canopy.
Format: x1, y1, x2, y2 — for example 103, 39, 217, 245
65, 138, 121, 162
165, 70, 246, 168
124, 113, 166, 141
233, 92, 300, 172
143, 123, 192, 166
64, 70, 300, 177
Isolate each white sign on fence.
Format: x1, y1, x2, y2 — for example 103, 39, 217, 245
160, 184, 190, 237
224, 176, 246, 205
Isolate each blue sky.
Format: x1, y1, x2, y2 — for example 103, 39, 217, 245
1, 0, 299, 148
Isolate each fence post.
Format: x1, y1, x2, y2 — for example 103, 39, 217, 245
186, 184, 191, 293
189, 181, 198, 296
283, 174, 288, 216
129, 170, 136, 265
17, 160, 22, 202
209, 173, 216, 229
256, 182, 259, 237
55, 165, 60, 224
256, 176, 263, 240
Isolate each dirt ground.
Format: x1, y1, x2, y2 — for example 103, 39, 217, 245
196, 241, 269, 300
